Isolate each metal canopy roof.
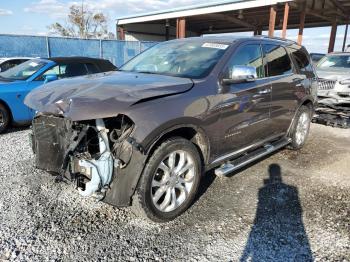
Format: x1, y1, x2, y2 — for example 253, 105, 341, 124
117, 0, 292, 25
117, 0, 350, 34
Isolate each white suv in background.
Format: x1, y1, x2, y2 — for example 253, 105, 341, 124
316, 52, 350, 105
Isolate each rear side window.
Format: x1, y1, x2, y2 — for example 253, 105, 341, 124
263, 44, 292, 77
64, 63, 88, 77
85, 63, 100, 74
289, 48, 313, 74
227, 44, 265, 78
97, 60, 117, 72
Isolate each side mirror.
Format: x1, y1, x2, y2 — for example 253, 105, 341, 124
222, 65, 257, 85
44, 74, 58, 84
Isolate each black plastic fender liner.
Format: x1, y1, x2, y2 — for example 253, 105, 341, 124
102, 148, 148, 207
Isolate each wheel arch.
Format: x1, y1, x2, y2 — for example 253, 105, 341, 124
301, 98, 315, 113
144, 124, 210, 166
287, 97, 314, 136
0, 99, 13, 122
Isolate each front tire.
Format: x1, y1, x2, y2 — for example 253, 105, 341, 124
0, 104, 10, 134
289, 105, 312, 150
133, 137, 202, 222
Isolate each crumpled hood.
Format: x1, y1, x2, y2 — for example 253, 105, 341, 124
24, 71, 193, 121
316, 68, 350, 81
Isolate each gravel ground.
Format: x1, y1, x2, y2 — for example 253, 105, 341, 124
0, 124, 349, 261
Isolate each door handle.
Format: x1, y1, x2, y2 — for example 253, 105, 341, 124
258, 89, 271, 95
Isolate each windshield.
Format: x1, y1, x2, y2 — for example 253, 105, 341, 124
120, 41, 230, 79
0, 60, 48, 80
317, 55, 350, 69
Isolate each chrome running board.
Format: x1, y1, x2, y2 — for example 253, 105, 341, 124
214, 137, 291, 177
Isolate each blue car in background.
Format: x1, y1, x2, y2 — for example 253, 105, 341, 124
0, 57, 116, 133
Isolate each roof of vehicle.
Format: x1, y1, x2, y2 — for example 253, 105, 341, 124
171, 35, 301, 48
47, 56, 110, 64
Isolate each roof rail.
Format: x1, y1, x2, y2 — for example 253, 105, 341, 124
254, 35, 299, 45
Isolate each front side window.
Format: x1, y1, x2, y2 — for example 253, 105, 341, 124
120, 41, 230, 79
0, 60, 47, 80
226, 44, 264, 78
317, 55, 350, 69
37, 64, 67, 81
263, 44, 293, 77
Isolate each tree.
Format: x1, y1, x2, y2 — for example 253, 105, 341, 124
48, 4, 115, 39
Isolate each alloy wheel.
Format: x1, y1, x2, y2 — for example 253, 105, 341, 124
295, 112, 310, 145
151, 150, 196, 212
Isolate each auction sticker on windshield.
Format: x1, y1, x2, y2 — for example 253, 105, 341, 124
202, 43, 229, 50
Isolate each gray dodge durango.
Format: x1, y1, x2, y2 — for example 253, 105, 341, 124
25, 36, 317, 222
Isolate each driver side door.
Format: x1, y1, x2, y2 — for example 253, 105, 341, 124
216, 43, 273, 157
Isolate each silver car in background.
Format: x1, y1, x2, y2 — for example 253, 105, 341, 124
316, 52, 350, 105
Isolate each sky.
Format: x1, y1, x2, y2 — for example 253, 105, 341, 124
0, 0, 348, 53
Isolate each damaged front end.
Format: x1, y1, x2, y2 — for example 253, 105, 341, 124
32, 114, 144, 202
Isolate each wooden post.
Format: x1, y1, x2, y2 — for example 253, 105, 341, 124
268, 6, 277, 37
282, 2, 289, 39
176, 18, 186, 39
297, 9, 306, 45
342, 22, 349, 52
328, 19, 337, 53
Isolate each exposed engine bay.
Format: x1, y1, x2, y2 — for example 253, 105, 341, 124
31, 114, 138, 200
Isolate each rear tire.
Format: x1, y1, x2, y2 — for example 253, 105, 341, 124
133, 137, 202, 222
0, 103, 10, 134
288, 105, 312, 150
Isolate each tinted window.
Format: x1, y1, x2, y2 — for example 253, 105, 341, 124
289, 48, 313, 73
97, 60, 117, 71
263, 44, 292, 77
85, 63, 100, 74
227, 44, 264, 78
64, 63, 88, 77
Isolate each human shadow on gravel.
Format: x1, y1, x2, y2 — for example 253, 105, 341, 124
240, 164, 313, 262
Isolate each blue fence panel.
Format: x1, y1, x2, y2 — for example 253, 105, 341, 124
0, 35, 48, 58
101, 40, 132, 67
49, 37, 100, 58
0, 34, 159, 66
141, 41, 158, 52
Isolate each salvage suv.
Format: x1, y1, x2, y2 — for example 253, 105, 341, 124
25, 36, 317, 222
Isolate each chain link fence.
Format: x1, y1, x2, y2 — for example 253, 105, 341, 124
0, 34, 158, 67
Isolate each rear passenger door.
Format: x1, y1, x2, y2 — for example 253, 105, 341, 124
263, 44, 298, 135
